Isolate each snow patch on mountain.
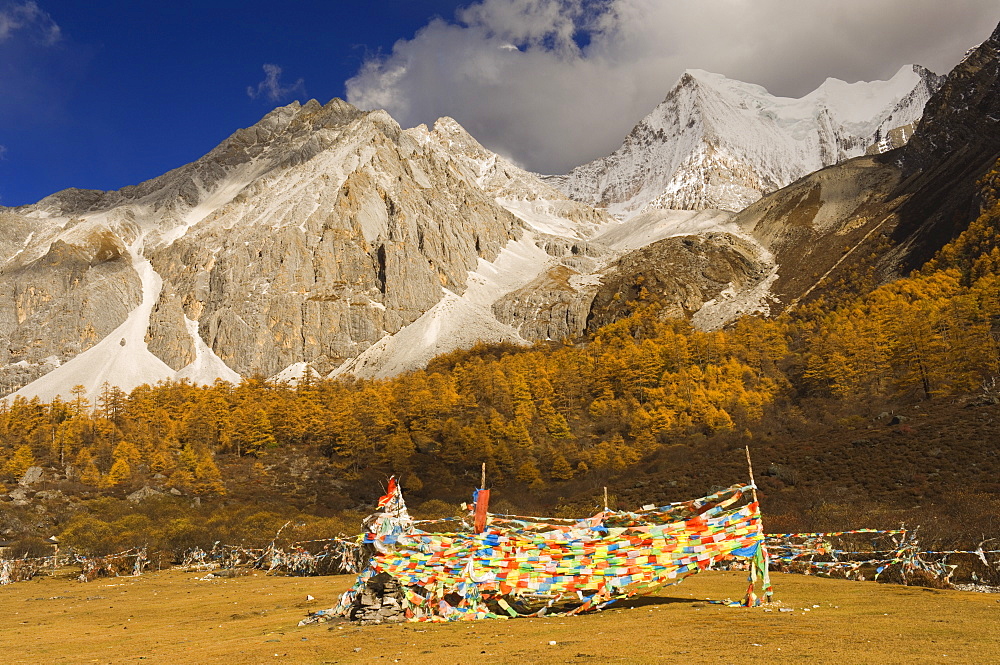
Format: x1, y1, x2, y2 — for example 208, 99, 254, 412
332, 290, 526, 380
333, 234, 553, 379
270, 361, 313, 385
153, 167, 262, 247
174, 316, 242, 386
597, 209, 734, 251
6, 241, 175, 404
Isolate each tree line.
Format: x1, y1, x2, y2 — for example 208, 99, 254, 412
1, 162, 999, 508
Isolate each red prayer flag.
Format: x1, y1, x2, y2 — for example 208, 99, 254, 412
474, 489, 491, 533
377, 477, 397, 509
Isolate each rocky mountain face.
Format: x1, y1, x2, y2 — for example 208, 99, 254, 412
902, 25, 1000, 176
487, 210, 777, 344
733, 21, 1000, 311
143, 106, 533, 379
490, 237, 611, 342
2, 101, 619, 399
546, 65, 943, 217
885, 24, 1000, 274
585, 233, 773, 333
4, 21, 997, 397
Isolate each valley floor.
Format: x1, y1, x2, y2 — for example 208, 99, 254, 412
1, 569, 996, 664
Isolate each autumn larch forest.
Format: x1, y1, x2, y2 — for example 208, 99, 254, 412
3, 162, 1000, 560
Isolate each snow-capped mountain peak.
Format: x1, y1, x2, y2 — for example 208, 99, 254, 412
545, 65, 943, 218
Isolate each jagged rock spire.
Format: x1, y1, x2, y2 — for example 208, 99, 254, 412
902, 17, 1000, 175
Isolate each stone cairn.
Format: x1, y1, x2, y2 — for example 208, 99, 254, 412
350, 573, 407, 625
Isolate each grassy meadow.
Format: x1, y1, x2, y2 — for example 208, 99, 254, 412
2, 569, 997, 664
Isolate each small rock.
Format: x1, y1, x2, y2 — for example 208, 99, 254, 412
127, 486, 164, 503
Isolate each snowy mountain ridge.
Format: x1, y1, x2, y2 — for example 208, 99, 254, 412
0, 51, 972, 400
545, 64, 944, 217
1, 100, 622, 401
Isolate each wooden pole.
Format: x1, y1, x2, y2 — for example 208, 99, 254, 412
475, 463, 489, 534
745, 444, 772, 602
744, 445, 758, 505
603, 486, 609, 512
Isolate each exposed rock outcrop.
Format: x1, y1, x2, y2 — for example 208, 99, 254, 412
587, 233, 773, 332
0, 226, 141, 381
493, 265, 599, 341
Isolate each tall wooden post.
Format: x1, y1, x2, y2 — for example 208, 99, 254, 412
745, 445, 758, 505
474, 462, 490, 533
745, 445, 772, 603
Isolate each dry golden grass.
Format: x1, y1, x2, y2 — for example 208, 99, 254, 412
2, 569, 997, 664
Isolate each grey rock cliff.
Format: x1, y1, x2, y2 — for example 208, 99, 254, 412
0, 223, 141, 386
587, 233, 772, 332
4, 98, 616, 395
145, 104, 524, 377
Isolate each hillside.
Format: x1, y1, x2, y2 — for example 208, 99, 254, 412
4, 142, 1000, 555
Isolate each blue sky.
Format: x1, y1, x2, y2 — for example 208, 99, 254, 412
0, 1, 465, 205
2, 0, 997, 206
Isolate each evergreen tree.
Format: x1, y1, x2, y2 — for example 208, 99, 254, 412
233, 407, 277, 457
113, 440, 142, 467
69, 385, 91, 416
150, 442, 174, 475
193, 450, 226, 496
549, 451, 574, 480
515, 456, 544, 486
381, 429, 416, 475
4, 445, 35, 480
75, 448, 101, 485
103, 458, 132, 487
170, 444, 198, 489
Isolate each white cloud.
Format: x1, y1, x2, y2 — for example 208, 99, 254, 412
0, 1, 60, 45
247, 63, 305, 102
346, 0, 999, 174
